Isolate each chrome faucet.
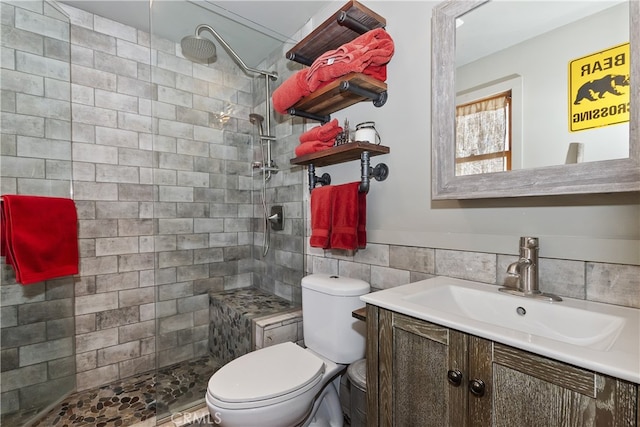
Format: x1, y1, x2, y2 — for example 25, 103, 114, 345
499, 237, 562, 302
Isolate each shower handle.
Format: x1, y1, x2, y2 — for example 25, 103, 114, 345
268, 206, 284, 231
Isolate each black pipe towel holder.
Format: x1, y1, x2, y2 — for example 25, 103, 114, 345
308, 150, 388, 193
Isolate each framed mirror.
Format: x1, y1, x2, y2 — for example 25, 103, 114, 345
431, 0, 639, 199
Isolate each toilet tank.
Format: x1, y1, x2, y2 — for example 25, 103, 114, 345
301, 274, 370, 364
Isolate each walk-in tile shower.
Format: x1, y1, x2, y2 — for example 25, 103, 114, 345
0, 0, 306, 424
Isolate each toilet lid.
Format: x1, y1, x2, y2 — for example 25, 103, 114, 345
208, 342, 325, 404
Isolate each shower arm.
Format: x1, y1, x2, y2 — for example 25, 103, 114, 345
195, 24, 278, 81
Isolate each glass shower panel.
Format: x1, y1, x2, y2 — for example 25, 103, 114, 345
0, 1, 75, 425
149, 1, 305, 421
149, 1, 256, 420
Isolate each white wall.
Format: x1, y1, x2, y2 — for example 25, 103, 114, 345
457, 2, 629, 168
308, 1, 639, 265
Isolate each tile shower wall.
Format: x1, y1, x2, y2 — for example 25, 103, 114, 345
305, 243, 640, 309
249, 45, 307, 304
0, 0, 76, 418
60, 3, 260, 388
2, 0, 268, 399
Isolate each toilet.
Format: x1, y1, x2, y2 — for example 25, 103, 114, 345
205, 274, 370, 427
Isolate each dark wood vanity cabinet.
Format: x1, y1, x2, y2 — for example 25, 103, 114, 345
366, 306, 639, 427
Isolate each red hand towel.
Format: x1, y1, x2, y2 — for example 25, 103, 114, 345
294, 140, 336, 157
309, 186, 334, 249
272, 68, 311, 114
1, 195, 79, 285
330, 182, 366, 250
299, 119, 343, 143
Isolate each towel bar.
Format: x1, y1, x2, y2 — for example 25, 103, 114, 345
308, 150, 389, 193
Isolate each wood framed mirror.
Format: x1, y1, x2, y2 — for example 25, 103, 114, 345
431, 0, 639, 199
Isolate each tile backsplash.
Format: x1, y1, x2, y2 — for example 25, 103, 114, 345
306, 243, 640, 309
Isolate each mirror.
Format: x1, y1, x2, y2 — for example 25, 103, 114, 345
431, 0, 639, 199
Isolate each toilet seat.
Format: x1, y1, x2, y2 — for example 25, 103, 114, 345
207, 342, 325, 409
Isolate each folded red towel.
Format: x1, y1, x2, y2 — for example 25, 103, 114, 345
294, 140, 335, 157
1, 195, 79, 285
309, 186, 335, 248
362, 64, 387, 82
330, 182, 366, 251
272, 68, 311, 115
299, 119, 343, 143
306, 28, 394, 92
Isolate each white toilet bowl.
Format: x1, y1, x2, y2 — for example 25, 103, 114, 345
205, 342, 345, 427
206, 275, 370, 427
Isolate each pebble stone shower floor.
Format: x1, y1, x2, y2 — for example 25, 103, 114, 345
3, 356, 218, 427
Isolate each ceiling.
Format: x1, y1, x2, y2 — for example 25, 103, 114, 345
60, 0, 333, 68
456, 1, 626, 66
60, 1, 626, 70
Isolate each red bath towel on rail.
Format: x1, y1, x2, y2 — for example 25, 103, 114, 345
309, 186, 335, 249
1, 195, 79, 285
330, 182, 366, 250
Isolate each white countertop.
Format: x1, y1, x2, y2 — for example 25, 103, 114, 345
361, 276, 640, 384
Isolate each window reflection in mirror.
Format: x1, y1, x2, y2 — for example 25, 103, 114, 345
455, 91, 512, 176
455, 0, 629, 171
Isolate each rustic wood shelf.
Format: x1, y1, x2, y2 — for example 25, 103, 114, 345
289, 73, 387, 117
286, 0, 386, 66
286, 1, 391, 193
352, 306, 367, 321
290, 142, 390, 168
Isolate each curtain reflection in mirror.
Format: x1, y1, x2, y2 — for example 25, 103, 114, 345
455, 91, 512, 176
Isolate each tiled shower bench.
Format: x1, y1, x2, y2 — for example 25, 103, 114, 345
208, 287, 303, 366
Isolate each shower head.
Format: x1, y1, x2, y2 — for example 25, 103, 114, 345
181, 34, 217, 62
181, 24, 278, 80
249, 113, 265, 135
249, 113, 264, 125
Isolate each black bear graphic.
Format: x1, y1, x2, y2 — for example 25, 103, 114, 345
574, 74, 630, 105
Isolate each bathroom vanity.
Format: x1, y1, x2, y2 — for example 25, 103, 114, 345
362, 277, 640, 426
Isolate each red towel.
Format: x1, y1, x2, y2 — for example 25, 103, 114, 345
272, 68, 312, 115
299, 119, 343, 143
306, 28, 394, 92
357, 190, 367, 249
309, 186, 335, 248
294, 140, 336, 157
1, 195, 79, 285
330, 182, 367, 250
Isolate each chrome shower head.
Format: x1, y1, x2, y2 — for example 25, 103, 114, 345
249, 113, 264, 125
249, 113, 265, 135
180, 34, 216, 62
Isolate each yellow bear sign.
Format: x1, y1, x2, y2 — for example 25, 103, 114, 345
569, 42, 630, 132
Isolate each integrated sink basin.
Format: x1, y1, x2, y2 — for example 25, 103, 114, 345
404, 283, 624, 351
361, 276, 640, 384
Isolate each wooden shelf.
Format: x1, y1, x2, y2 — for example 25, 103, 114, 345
286, 0, 390, 191
286, 0, 386, 66
290, 142, 389, 167
290, 72, 387, 116
352, 306, 367, 321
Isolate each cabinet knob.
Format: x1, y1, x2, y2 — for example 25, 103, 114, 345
447, 369, 463, 387
468, 379, 486, 397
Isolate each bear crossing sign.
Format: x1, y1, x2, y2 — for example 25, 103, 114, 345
569, 42, 630, 132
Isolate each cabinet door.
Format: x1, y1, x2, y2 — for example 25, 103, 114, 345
484, 343, 638, 427
377, 309, 469, 427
